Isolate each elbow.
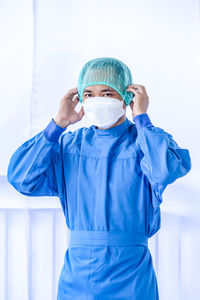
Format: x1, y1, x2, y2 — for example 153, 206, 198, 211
162, 149, 192, 186
7, 178, 42, 196
7, 176, 28, 195
183, 149, 192, 174
171, 148, 192, 179
7, 167, 18, 190
7, 169, 31, 195
146, 149, 192, 190
7, 160, 29, 194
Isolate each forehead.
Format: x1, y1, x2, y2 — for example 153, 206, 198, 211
83, 85, 116, 93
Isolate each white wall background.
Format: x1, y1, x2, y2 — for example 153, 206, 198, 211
0, 0, 200, 299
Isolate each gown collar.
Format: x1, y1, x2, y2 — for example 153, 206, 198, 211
91, 117, 129, 137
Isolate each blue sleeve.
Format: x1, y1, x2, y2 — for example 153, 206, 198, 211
43, 118, 67, 142
133, 113, 154, 131
133, 113, 192, 210
7, 118, 70, 197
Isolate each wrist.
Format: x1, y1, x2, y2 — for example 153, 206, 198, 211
132, 112, 147, 118
53, 117, 70, 128
43, 119, 66, 142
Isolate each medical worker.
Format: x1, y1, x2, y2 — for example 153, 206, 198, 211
7, 57, 191, 299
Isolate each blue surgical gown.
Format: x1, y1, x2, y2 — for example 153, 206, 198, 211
7, 113, 191, 299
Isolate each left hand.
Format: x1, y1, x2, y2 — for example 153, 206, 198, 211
126, 84, 149, 119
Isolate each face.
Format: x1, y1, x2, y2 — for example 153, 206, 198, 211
82, 84, 127, 110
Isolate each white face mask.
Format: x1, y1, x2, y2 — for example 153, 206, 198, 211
82, 96, 126, 129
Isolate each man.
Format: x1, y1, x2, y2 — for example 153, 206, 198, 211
7, 57, 191, 299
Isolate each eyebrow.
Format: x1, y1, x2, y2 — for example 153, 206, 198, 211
83, 88, 115, 93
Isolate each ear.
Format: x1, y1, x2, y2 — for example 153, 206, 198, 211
123, 101, 126, 110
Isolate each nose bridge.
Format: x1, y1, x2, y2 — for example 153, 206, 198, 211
94, 91, 105, 97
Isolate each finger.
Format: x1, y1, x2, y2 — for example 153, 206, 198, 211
69, 88, 78, 96
67, 87, 78, 93
128, 84, 145, 88
127, 84, 146, 91
126, 87, 139, 94
78, 106, 85, 118
63, 88, 78, 98
127, 87, 139, 91
127, 86, 146, 95
72, 95, 80, 105
127, 86, 142, 92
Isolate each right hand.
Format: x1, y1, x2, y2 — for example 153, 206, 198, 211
53, 87, 85, 128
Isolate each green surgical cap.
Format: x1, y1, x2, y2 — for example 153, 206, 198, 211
77, 57, 135, 106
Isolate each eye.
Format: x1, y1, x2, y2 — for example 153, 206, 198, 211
84, 94, 92, 97
104, 93, 113, 97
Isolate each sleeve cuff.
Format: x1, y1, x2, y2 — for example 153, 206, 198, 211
42, 118, 67, 142
133, 113, 154, 131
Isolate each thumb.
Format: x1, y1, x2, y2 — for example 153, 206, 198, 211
77, 106, 85, 119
